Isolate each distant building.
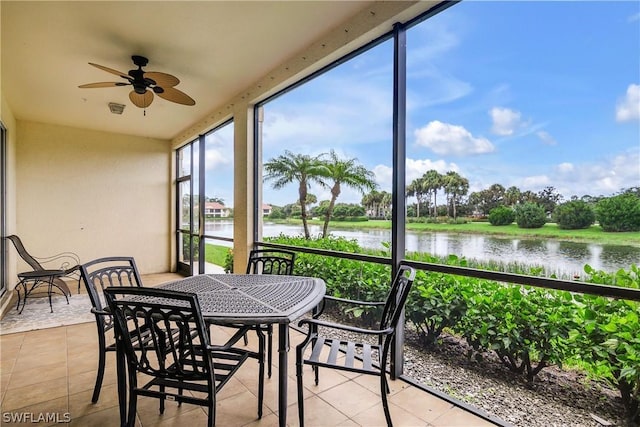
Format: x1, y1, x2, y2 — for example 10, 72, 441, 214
205, 202, 230, 217
262, 204, 272, 216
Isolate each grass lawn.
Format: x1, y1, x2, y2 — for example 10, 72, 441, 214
204, 243, 230, 266
270, 218, 639, 246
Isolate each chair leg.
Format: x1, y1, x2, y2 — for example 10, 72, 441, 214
295, 348, 305, 427
256, 329, 265, 419
159, 384, 165, 414
267, 325, 273, 378
207, 398, 215, 427
126, 371, 138, 427
92, 331, 107, 403
380, 373, 393, 427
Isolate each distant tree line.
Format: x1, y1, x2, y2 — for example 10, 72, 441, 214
263, 150, 640, 235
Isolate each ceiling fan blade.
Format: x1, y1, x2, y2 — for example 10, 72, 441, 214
89, 63, 131, 80
156, 87, 196, 106
129, 90, 154, 108
79, 82, 130, 88
144, 71, 180, 87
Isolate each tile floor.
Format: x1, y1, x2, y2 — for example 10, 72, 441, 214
0, 274, 498, 426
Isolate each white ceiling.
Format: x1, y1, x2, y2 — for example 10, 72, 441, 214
2, 1, 380, 140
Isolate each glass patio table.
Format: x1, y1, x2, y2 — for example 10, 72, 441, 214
117, 273, 326, 426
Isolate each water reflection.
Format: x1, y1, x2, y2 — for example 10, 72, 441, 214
203, 221, 638, 275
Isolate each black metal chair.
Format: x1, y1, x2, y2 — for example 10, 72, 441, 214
104, 286, 255, 427
295, 265, 416, 427
245, 249, 296, 378
79, 256, 143, 404
3, 235, 81, 308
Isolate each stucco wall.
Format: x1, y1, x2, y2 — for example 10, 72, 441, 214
1, 95, 17, 306
15, 121, 171, 276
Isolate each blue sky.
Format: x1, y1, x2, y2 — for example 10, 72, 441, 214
207, 1, 640, 208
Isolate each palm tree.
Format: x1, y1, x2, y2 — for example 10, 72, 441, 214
407, 178, 426, 218
362, 190, 384, 218
423, 170, 443, 217
443, 171, 469, 219
264, 150, 328, 239
505, 186, 522, 207
321, 150, 377, 238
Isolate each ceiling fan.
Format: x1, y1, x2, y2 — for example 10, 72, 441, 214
79, 55, 195, 109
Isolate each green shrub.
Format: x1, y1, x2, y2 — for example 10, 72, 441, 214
552, 200, 595, 229
595, 194, 640, 232
488, 206, 515, 226
570, 264, 640, 421
514, 202, 547, 228
223, 248, 234, 273
406, 271, 468, 346
456, 282, 577, 382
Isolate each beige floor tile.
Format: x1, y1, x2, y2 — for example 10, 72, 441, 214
351, 400, 427, 426
215, 390, 268, 426
153, 406, 208, 426
0, 353, 17, 374
12, 349, 67, 373
260, 371, 310, 413
7, 363, 68, 390
69, 406, 141, 427
243, 411, 282, 427
296, 364, 351, 394
1, 376, 68, 412
134, 394, 203, 425
0, 332, 25, 347
431, 406, 497, 427
68, 382, 120, 419
0, 373, 11, 401
353, 373, 410, 396
317, 379, 381, 419
296, 394, 351, 426
390, 386, 454, 424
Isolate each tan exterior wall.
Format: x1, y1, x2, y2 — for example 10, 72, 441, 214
1, 94, 18, 309
15, 121, 171, 277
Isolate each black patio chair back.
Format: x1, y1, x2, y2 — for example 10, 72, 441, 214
3, 234, 80, 294
104, 287, 250, 427
81, 256, 142, 314
79, 256, 142, 403
295, 265, 416, 427
246, 249, 296, 275
241, 248, 296, 378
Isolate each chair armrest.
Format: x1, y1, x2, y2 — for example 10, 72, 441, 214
322, 295, 386, 307
34, 252, 81, 273
298, 317, 393, 336
91, 307, 111, 316
313, 295, 385, 319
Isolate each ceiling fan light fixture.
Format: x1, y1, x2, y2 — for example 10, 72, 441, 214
108, 102, 126, 115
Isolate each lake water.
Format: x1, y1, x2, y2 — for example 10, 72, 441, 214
204, 221, 639, 276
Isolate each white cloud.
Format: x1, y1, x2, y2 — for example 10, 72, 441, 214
490, 107, 524, 136
615, 84, 640, 122
204, 148, 230, 170
537, 131, 557, 146
556, 162, 574, 173
521, 175, 551, 189
414, 120, 494, 156
629, 12, 640, 22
